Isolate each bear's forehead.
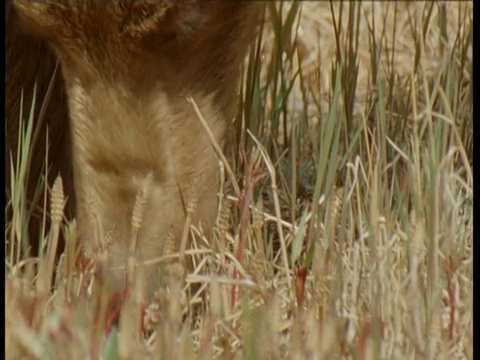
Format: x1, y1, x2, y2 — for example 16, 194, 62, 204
13, 2, 203, 45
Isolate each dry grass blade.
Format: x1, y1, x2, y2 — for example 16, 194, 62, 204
247, 129, 292, 291
187, 96, 241, 198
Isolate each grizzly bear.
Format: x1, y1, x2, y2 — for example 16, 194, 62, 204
7, 1, 262, 293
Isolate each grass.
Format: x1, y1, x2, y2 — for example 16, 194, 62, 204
5, 2, 473, 359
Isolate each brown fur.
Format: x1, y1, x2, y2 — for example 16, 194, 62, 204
8, 1, 262, 293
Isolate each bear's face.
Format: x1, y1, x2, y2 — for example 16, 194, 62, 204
13, 1, 262, 294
